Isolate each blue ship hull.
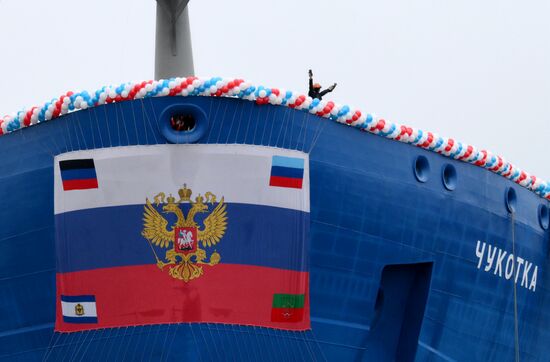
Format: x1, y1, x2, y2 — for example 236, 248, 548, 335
1, 96, 549, 361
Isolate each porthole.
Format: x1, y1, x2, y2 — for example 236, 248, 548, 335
413, 155, 430, 183
505, 187, 517, 214
159, 103, 208, 143
170, 114, 196, 132
442, 164, 457, 191
538, 204, 549, 230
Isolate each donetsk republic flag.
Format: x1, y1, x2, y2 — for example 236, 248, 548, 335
54, 144, 310, 332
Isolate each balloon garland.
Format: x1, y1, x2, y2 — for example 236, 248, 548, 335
0, 76, 548, 200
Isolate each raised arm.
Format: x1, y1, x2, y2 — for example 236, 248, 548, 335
319, 83, 337, 97
308, 69, 313, 90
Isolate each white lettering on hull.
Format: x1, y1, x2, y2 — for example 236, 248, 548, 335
475, 240, 538, 292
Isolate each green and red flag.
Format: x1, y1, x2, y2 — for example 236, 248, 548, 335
271, 293, 305, 323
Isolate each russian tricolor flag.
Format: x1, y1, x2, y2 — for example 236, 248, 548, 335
59, 159, 98, 191
269, 156, 304, 189
54, 145, 310, 333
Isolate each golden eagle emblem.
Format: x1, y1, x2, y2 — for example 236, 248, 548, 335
141, 184, 227, 282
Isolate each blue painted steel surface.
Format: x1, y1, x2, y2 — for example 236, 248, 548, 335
0, 97, 549, 361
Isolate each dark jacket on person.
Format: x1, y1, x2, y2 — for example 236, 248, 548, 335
308, 78, 335, 100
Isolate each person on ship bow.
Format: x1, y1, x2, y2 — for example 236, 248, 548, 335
308, 69, 337, 100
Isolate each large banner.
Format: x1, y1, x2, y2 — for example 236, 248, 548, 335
54, 144, 310, 332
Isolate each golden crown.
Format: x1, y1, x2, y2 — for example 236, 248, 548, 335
178, 184, 192, 201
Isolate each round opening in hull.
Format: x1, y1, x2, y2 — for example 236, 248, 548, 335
505, 187, 517, 214
160, 103, 208, 143
442, 164, 457, 191
539, 204, 549, 230
413, 155, 430, 183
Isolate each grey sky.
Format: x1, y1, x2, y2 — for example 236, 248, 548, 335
1, 0, 549, 180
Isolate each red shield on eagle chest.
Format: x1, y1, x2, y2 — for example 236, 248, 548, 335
174, 227, 198, 255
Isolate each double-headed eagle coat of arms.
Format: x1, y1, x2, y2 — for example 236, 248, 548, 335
141, 184, 227, 282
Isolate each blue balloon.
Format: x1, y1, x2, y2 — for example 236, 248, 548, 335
366, 114, 373, 123
413, 130, 423, 144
